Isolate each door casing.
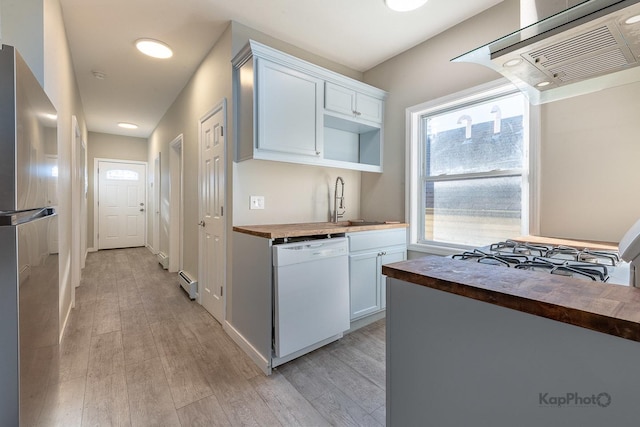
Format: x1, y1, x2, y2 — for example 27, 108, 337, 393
94, 158, 148, 250
198, 99, 227, 323
169, 134, 184, 273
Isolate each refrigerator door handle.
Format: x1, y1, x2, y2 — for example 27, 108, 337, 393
0, 208, 56, 226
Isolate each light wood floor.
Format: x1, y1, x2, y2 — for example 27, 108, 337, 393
32, 247, 386, 426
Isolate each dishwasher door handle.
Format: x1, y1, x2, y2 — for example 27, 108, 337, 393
274, 237, 348, 266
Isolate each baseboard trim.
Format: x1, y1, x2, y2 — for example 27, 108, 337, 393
271, 333, 343, 368
59, 301, 73, 344
347, 310, 386, 334
224, 321, 271, 375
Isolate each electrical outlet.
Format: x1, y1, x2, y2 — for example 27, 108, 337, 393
250, 195, 265, 210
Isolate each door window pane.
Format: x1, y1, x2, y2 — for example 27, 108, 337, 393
106, 169, 139, 181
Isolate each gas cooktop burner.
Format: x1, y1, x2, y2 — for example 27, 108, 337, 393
514, 257, 609, 282
453, 240, 625, 284
577, 249, 621, 266
489, 240, 548, 257
452, 249, 529, 267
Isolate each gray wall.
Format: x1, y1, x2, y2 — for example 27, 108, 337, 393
388, 277, 640, 426
148, 21, 367, 323
362, 0, 640, 244
147, 23, 234, 290
230, 22, 364, 228
149, 0, 640, 327
361, 0, 520, 225
0, 0, 45, 85
539, 82, 640, 241
87, 131, 148, 250
2, 0, 89, 335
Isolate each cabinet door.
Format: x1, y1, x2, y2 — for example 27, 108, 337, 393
349, 252, 381, 320
379, 247, 407, 310
325, 82, 356, 117
356, 93, 383, 124
257, 59, 323, 157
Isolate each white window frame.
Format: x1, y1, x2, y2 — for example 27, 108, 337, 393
406, 79, 540, 255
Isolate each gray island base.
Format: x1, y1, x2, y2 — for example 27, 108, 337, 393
384, 256, 640, 427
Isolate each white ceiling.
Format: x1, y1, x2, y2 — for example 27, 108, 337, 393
59, 0, 504, 138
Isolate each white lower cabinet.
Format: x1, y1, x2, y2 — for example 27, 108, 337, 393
348, 228, 407, 321
379, 248, 406, 310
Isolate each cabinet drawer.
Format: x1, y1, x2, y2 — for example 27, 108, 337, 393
355, 93, 383, 124
348, 228, 406, 252
325, 82, 355, 116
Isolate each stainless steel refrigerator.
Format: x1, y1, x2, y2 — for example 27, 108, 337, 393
0, 44, 59, 426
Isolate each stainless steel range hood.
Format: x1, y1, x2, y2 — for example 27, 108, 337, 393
453, 0, 640, 104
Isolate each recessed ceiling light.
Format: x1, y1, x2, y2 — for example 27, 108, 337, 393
625, 14, 640, 25
118, 122, 138, 129
503, 58, 523, 67
135, 38, 173, 59
535, 81, 551, 88
44, 113, 58, 120
385, 0, 428, 12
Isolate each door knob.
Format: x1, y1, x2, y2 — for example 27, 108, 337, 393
140, 208, 145, 212
198, 220, 206, 227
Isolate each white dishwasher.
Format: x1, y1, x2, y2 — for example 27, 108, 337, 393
272, 236, 350, 364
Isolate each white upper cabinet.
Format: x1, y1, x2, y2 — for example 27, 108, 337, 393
232, 40, 387, 172
256, 59, 323, 158
325, 82, 383, 124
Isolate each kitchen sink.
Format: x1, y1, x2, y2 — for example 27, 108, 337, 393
347, 220, 387, 226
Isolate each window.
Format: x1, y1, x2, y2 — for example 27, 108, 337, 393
407, 81, 535, 252
106, 169, 140, 181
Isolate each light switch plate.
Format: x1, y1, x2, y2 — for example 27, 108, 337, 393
250, 195, 265, 210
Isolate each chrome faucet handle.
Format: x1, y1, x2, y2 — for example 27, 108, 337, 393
333, 176, 346, 223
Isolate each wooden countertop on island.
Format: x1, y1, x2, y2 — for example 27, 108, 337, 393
233, 221, 408, 239
383, 256, 640, 343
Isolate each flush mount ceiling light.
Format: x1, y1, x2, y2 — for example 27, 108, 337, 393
625, 14, 640, 25
118, 122, 138, 129
385, 0, 428, 12
135, 38, 173, 59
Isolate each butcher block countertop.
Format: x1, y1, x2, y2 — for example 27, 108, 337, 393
383, 256, 640, 343
233, 221, 408, 239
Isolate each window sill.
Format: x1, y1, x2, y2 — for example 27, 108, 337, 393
408, 242, 473, 257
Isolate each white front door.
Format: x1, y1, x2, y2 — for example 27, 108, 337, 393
199, 102, 226, 323
97, 161, 146, 250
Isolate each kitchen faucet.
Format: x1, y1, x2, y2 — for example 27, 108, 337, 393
333, 176, 345, 223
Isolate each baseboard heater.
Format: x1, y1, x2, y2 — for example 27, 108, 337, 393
178, 270, 197, 300
157, 252, 169, 269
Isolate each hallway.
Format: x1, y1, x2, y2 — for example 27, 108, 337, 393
33, 247, 386, 426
